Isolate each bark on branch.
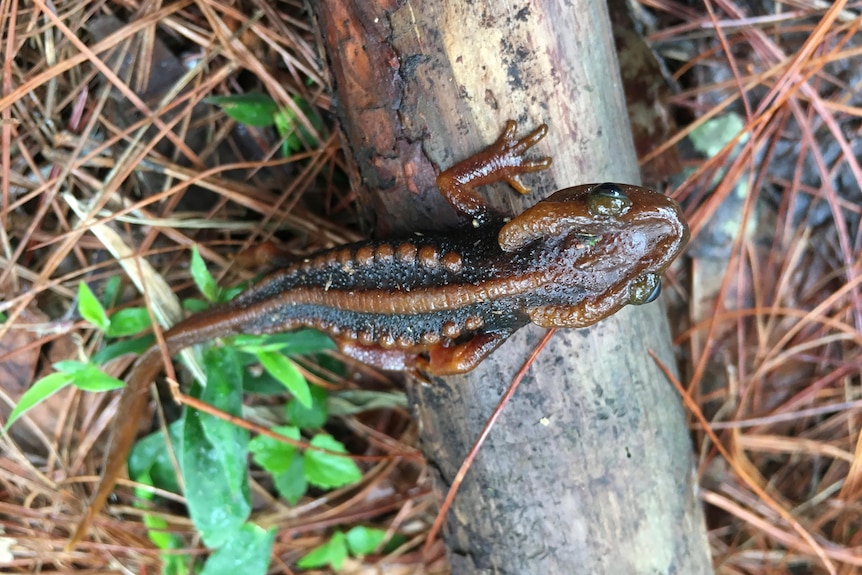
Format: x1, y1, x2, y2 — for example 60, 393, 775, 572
309, 1, 712, 573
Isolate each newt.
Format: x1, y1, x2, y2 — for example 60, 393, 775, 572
69, 121, 689, 545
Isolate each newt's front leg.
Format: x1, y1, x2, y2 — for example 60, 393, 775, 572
436, 121, 551, 225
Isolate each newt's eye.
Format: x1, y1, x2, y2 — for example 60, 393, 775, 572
629, 273, 661, 305
587, 183, 632, 217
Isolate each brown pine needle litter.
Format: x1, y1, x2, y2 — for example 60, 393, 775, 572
1, 1, 861, 574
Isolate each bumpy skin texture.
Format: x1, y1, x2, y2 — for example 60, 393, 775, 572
69, 121, 689, 546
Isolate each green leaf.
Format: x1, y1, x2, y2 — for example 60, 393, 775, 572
199, 346, 250, 498
273, 96, 324, 155
273, 111, 291, 156
234, 330, 334, 355
297, 530, 348, 570
4, 372, 72, 431
104, 307, 152, 338
183, 297, 211, 313
200, 523, 275, 575
257, 351, 312, 408
316, 352, 346, 378
283, 329, 337, 353
182, 406, 249, 548
303, 434, 362, 489
346, 525, 387, 556
190, 245, 219, 302
222, 284, 246, 301
142, 511, 179, 552
258, 330, 336, 355
249, 426, 299, 474
232, 339, 290, 355
142, 511, 171, 548
134, 447, 192, 573
146, 518, 191, 575
101, 275, 122, 309
273, 454, 307, 505
249, 427, 308, 504
129, 420, 184, 495
52, 359, 88, 373
181, 347, 250, 548
382, 533, 409, 554
49, 361, 124, 393
78, 282, 109, 330
241, 368, 290, 395
69, 364, 125, 392
91, 334, 155, 365
135, 471, 171, 542
286, 384, 327, 429
205, 93, 279, 127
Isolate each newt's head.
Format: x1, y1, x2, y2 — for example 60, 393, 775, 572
498, 182, 689, 328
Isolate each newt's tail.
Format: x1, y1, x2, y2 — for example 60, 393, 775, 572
67, 297, 264, 548
66, 343, 165, 549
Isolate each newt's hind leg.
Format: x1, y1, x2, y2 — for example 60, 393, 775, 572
417, 333, 510, 375
338, 334, 510, 376
436, 121, 551, 225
